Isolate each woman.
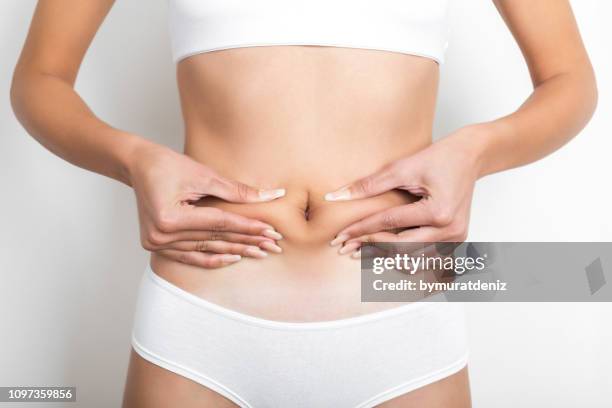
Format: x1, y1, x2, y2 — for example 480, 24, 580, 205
10, 0, 596, 407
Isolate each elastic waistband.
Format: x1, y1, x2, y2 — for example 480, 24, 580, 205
145, 264, 451, 331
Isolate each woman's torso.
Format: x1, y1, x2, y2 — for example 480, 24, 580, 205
152, 45, 440, 320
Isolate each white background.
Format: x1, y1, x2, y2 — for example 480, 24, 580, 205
1, 1, 611, 407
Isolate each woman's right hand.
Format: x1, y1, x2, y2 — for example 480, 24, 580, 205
127, 140, 286, 269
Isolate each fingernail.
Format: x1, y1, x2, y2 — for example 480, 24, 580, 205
260, 241, 283, 254
339, 242, 361, 255
263, 229, 283, 240
259, 188, 286, 201
324, 187, 351, 201
330, 234, 349, 247
245, 247, 268, 258
351, 250, 361, 259
222, 254, 242, 264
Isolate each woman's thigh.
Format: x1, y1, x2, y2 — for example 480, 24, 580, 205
380, 366, 472, 408
122, 350, 237, 408
122, 350, 471, 408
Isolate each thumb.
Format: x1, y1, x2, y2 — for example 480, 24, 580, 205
206, 174, 285, 203
324, 162, 402, 201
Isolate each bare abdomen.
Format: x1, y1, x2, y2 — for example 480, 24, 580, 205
152, 45, 439, 321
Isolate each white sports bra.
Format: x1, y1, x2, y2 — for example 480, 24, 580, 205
168, 0, 450, 64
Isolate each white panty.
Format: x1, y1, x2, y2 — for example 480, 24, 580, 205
131, 265, 469, 408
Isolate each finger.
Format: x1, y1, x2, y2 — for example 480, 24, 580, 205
345, 229, 440, 253
342, 232, 408, 259
333, 202, 433, 243
166, 207, 282, 237
338, 241, 361, 255
345, 231, 401, 244
207, 174, 285, 203
158, 230, 276, 247
158, 249, 242, 269
324, 163, 400, 201
344, 229, 440, 245
258, 240, 283, 254
158, 241, 268, 259
397, 226, 454, 242
345, 229, 444, 262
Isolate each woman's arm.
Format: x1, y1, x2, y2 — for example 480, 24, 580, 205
11, 0, 285, 268
473, 0, 597, 177
326, 0, 597, 249
10, 0, 138, 184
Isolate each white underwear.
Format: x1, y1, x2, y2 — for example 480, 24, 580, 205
131, 265, 469, 408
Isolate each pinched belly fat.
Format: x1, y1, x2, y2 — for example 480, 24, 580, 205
193, 184, 418, 249
150, 176, 420, 321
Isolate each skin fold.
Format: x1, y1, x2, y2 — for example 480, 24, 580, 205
10, 0, 597, 407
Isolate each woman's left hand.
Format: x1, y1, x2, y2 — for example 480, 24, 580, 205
325, 126, 485, 255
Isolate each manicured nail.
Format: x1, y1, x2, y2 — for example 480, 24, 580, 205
324, 187, 351, 201
263, 229, 283, 240
245, 246, 268, 258
260, 241, 283, 254
259, 188, 286, 201
330, 234, 349, 247
222, 254, 242, 264
350, 250, 361, 260
339, 242, 361, 255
